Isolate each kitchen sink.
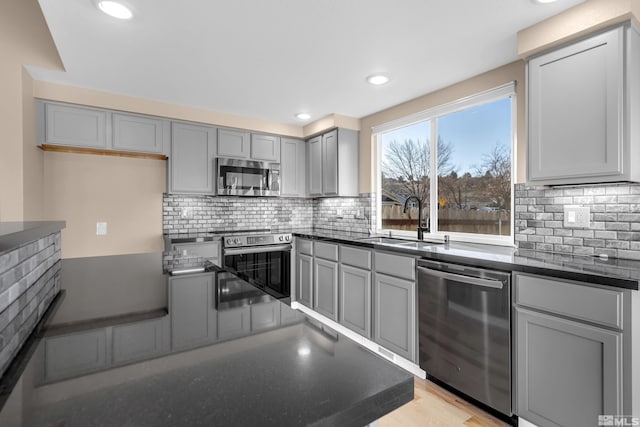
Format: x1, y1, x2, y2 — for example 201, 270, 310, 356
357, 236, 443, 248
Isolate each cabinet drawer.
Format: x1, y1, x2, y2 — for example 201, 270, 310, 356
340, 245, 371, 270
375, 252, 415, 281
314, 241, 338, 261
297, 239, 313, 255
515, 273, 624, 330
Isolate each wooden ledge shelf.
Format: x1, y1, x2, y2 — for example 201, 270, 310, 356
39, 144, 168, 161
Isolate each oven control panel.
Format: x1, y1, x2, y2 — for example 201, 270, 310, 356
224, 233, 291, 248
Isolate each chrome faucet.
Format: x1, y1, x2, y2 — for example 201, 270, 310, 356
403, 196, 429, 240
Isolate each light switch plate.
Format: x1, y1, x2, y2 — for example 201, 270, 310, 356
564, 206, 590, 228
96, 222, 108, 235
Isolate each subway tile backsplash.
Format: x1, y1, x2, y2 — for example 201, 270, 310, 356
163, 194, 375, 234
515, 183, 640, 260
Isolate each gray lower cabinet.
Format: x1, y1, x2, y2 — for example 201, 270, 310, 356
514, 272, 628, 425
112, 317, 167, 364
169, 273, 216, 350
251, 300, 281, 331
112, 112, 166, 154
169, 122, 217, 194
339, 264, 371, 338
218, 306, 251, 339
296, 253, 313, 308
516, 307, 622, 427
373, 272, 416, 362
313, 257, 339, 321
44, 329, 108, 382
280, 137, 306, 197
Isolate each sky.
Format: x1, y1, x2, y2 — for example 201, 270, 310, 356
381, 97, 512, 176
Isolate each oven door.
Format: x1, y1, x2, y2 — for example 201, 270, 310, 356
223, 244, 291, 299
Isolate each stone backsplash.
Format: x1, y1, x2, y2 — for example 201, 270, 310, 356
163, 194, 375, 235
515, 183, 640, 260
0, 232, 61, 377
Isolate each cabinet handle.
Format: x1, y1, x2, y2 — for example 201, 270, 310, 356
417, 266, 503, 289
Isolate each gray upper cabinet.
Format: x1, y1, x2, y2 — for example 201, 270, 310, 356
307, 128, 359, 197
112, 112, 166, 154
527, 24, 640, 184
308, 135, 323, 196
251, 133, 281, 162
280, 137, 306, 197
513, 273, 628, 424
169, 273, 216, 350
43, 103, 107, 148
169, 122, 217, 194
217, 128, 250, 159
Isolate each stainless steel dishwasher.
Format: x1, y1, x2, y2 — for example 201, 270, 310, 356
417, 258, 512, 417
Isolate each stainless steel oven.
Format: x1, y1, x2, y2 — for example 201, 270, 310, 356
217, 158, 280, 196
417, 258, 512, 418
222, 231, 291, 300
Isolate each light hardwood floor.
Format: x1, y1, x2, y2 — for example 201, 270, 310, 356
379, 377, 511, 427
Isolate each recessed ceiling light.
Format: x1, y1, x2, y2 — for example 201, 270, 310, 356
296, 113, 311, 120
367, 74, 390, 85
532, 0, 557, 3
98, 1, 133, 19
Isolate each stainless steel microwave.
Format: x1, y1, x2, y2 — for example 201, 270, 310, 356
216, 158, 281, 196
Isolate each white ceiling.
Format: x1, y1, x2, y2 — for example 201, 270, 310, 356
30, 0, 585, 126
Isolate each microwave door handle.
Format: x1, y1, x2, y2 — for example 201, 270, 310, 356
417, 266, 503, 289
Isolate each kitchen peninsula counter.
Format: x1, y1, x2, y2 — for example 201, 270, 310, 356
293, 228, 640, 290
0, 221, 65, 255
0, 253, 413, 427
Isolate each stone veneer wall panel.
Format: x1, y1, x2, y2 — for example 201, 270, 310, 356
0, 232, 61, 377
515, 183, 640, 260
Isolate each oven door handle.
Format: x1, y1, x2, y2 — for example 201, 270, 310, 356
417, 266, 503, 289
224, 244, 292, 256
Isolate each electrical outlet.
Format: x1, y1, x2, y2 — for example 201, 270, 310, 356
96, 222, 108, 235
564, 206, 590, 228
180, 207, 193, 219
336, 208, 343, 218
356, 208, 364, 219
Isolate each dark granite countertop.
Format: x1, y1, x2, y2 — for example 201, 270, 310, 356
0, 221, 66, 256
293, 228, 640, 290
0, 253, 413, 426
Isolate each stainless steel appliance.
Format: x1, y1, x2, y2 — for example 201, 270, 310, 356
417, 259, 512, 417
217, 158, 281, 196
215, 271, 272, 310
222, 230, 291, 300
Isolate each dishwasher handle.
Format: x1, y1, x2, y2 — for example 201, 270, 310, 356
417, 265, 504, 289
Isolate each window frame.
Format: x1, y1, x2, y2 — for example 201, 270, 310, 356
373, 83, 517, 246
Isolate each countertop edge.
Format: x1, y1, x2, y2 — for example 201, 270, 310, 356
0, 221, 66, 256
292, 231, 640, 291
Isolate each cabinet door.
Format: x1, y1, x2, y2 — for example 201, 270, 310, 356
44, 330, 108, 382
251, 300, 281, 331
44, 103, 107, 148
528, 27, 623, 183
112, 113, 165, 154
516, 307, 622, 426
322, 129, 338, 196
339, 265, 371, 338
169, 273, 215, 350
251, 134, 280, 161
308, 136, 323, 196
280, 138, 306, 197
217, 128, 249, 159
112, 317, 167, 364
218, 306, 251, 339
170, 122, 216, 194
374, 273, 416, 361
313, 258, 339, 321
297, 253, 313, 308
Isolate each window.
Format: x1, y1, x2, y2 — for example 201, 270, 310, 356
375, 84, 515, 244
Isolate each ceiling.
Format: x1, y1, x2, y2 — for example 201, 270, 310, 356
30, 0, 585, 126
